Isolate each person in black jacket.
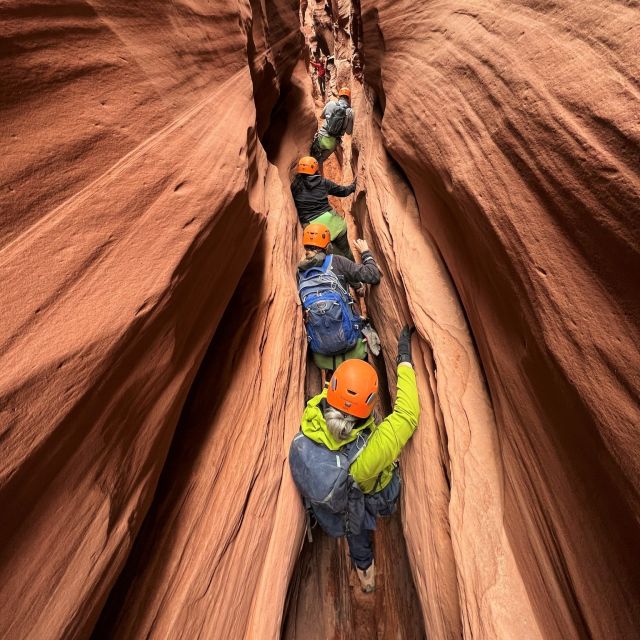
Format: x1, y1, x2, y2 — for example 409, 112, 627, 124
298, 226, 380, 290
298, 223, 381, 372
291, 156, 356, 260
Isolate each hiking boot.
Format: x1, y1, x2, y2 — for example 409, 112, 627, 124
356, 561, 375, 593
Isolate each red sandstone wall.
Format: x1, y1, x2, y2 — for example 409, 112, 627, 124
357, 1, 640, 637
0, 1, 302, 637
1, 1, 638, 638
93, 63, 316, 639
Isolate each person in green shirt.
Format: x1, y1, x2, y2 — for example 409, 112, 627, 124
296, 327, 420, 592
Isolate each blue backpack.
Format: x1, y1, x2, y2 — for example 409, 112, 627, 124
289, 430, 369, 536
297, 255, 360, 356
289, 429, 402, 537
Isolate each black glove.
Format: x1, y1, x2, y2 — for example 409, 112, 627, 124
396, 325, 415, 365
350, 178, 357, 193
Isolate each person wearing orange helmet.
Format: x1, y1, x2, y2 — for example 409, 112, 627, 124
289, 327, 419, 593
298, 223, 381, 371
291, 155, 356, 260
299, 223, 380, 295
310, 86, 355, 166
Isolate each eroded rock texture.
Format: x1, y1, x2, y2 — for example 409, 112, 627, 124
0, 1, 304, 637
1, 0, 639, 638
355, 0, 640, 638
350, 95, 541, 639
94, 64, 316, 639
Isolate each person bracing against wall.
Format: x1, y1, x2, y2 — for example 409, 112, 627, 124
289, 328, 420, 593
291, 156, 356, 260
310, 87, 354, 166
310, 57, 326, 97
297, 223, 381, 372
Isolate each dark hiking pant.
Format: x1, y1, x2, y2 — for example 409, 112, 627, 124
331, 231, 355, 261
310, 136, 336, 168
347, 528, 373, 570
318, 75, 325, 96
345, 471, 402, 571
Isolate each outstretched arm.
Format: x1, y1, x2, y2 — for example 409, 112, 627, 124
324, 178, 356, 197
332, 250, 381, 285
349, 364, 420, 488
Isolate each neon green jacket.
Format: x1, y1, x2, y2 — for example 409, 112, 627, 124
300, 364, 420, 493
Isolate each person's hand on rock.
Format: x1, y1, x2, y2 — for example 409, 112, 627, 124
354, 238, 369, 254
396, 325, 415, 365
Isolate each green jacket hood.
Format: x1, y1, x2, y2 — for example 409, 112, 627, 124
301, 389, 375, 450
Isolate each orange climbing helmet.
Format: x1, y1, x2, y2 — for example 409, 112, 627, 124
297, 156, 319, 175
303, 223, 331, 249
327, 359, 378, 419
338, 87, 351, 99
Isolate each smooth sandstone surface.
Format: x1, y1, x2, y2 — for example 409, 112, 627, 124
94, 62, 314, 639
357, 0, 640, 638
349, 92, 542, 639
1, 0, 639, 638
0, 0, 303, 637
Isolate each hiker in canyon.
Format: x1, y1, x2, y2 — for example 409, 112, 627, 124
310, 56, 327, 97
291, 155, 356, 260
297, 222, 382, 372
310, 87, 354, 167
289, 327, 420, 593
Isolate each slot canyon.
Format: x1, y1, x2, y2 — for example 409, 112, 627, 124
0, 0, 639, 638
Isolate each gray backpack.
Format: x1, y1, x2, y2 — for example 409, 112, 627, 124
325, 102, 348, 137
289, 429, 369, 537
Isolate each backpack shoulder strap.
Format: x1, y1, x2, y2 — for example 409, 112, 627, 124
321, 254, 333, 273
324, 254, 356, 301
345, 429, 370, 466
299, 262, 328, 280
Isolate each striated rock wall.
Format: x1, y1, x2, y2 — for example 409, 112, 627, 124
357, 0, 640, 638
0, 1, 303, 637
94, 63, 315, 639
2, 0, 638, 638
